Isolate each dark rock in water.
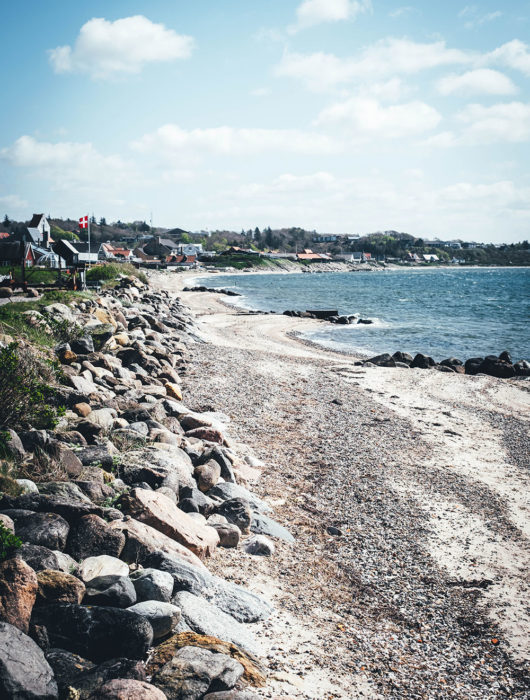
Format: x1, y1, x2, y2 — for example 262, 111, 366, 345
366, 353, 396, 368
465, 357, 484, 375
514, 360, 530, 376
250, 512, 294, 543
479, 356, 515, 379
84, 575, 137, 608
31, 603, 153, 662
0, 621, 58, 698
15, 512, 70, 551
306, 309, 338, 319
71, 336, 95, 355
357, 318, 373, 324
499, 350, 512, 364
410, 353, 436, 369
215, 498, 252, 535
392, 351, 413, 365
152, 646, 244, 700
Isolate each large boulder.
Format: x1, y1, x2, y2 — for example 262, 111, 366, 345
0, 622, 58, 698
127, 601, 181, 640
14, 511, 70, 550
31, 604, 154, 662
130, 568, 174, 603
14, 543, 68, 573
366, 353, 396, 368
152, 646, 244, 700
0, 558, 38, 633
36, 569, 86, 605
410, 353, 436, 369
479, 355, 516, 378
84, 575, 137, 608
194, 460, 221, 493
250, 512, 294, 543
215, 499, 252, 535
67, 514, 126, 560
78, 555, 129, 583
119, 489, 219, 559
89, 679, 166, 699
108, 517, 206, 570
119, 448, 194, 489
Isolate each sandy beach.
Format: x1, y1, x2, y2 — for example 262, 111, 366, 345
152, 270, 529, 699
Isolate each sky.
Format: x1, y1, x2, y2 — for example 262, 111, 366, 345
1, 0, 530, 242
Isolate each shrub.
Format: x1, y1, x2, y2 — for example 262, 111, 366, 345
0, 522, 22, 562
0, 342, 63, 432
86, 263, 147, 284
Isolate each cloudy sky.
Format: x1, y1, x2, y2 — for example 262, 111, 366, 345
1, 0, 529, 241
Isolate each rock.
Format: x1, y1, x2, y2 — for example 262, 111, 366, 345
514, 360, 530, 376
499, 350, 512, 363
48, 654, 145, 699
71, 336, 95, 354
0, 286, 14, 298
109, 517, 206, 570
250, 513, 294, 543
211, 523, 240, 548
215, 499, 252, 535
15, 479, 39, 494
31, 604, 153, 662
185, 427, 225, 444
440, 357, 463, 369
207, 448, 236, 483
204, 693, 260, 700
174, 592, 259, 654
152, 646, 244, 700
74, 402, 92, 417
0, 621, 58, 698
88, 408, 117, 431
38, 481, 92, 504
366, 353, 396, 368
0, 558, 38, 633
78, 555, 129, 582
0, 513, 15, 532
84, 575, 137, 608
119, 448, 194, 489
77, 419, 104, 441
464, 357, 484, 375
207, 483, 271, 514
77, 445, 115, 469
479, 355, 515, 378
67, 514, 126, 560
44, 441, 84, 478
194, 460, 221, 492
242, 535, 275, 556
410, 353, 436, 369
164, 382, 183, 401
89, 679, 166, 700
119, 489, 219, 559
4, 428, 26, 460
178, 486, 214, 516
14, 511, 70, 551
44, 648, 94, 695
14, 543, 66, 572
392, 351, 413, 365
36, 569, 86, 605
130, 568, 174, 603
127, 601, 181, 640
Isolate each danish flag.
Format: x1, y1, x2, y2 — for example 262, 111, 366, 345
79, 215, 88, 229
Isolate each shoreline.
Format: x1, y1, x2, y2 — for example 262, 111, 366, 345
151, 269, 530, 697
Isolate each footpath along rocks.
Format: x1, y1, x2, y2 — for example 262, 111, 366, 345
0, 274, 295, 698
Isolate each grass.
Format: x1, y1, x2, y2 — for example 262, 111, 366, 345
0, 266, 59, 284
86, 262, 147, 284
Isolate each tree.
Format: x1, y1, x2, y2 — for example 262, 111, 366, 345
180, 233, 191, 243
3, 214, 9, 227
99, 217, 106, 227
90, 215, 96, 225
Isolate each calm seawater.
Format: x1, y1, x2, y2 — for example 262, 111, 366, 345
195, 268, 530, 361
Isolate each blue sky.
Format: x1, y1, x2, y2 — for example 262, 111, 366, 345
1, 0, 529, 242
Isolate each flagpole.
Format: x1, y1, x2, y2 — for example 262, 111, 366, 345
88, 215, 91, 256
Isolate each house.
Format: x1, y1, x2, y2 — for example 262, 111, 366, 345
142, 236, 179, 258
53, 240, 98, 265
423, 254, 439, 263
296, 249, 330, 262
179, 243, 203, 257
351, 251, 371, 262
403, 252, 421, 263
14, 214, 53, 248
98, 243, 132, 260
32, 246, 62, 268
313, 235, 338, 243
0, 241, 35, 267
133, 247, 159, 263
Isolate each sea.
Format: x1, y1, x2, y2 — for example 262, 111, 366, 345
194, 267, 530, 362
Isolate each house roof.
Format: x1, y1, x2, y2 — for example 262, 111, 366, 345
27, 213, 45, 228
297, 253, 323, 260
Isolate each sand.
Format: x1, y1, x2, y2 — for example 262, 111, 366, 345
152, 270, 530, 698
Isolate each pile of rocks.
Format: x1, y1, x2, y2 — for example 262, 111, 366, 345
283, 309, 373, 325
0, 276, 293, 699
362, 350, 530, 377
183, 286, 241, 297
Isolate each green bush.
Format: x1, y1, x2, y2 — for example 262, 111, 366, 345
0, 342, 63, 432
86, 263, 147, 284
0, 522, 22, 562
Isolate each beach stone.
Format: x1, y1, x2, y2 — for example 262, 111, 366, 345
215, 499, 252, 535
89, 679, 166, 700
206, 448, 236, 483
127, 601, 181, 639
84, 575, 137, 608
204, 693, 260, 700
0, 513, 15, 532
4, 428, 26, 460
0, 558, 38, 633
130, 568, 174, 603
32, 604, 153, 662
119, 488, 219, 559
36, 569, 85, 605
67, 514, 126, 560
242, 535, 275, 556
173, 592, 259, 654
47, 654, 145, 699
109, 517, 206, 570
479, 356, 515, 378
44, 648, 95, 694
410, 353, 436, 369
77, 445, 115, 469
514, 360, 530, 376
464, 357, 484, 375
43, 441, 84, 478
78, 555, 129, 582
119, 448, 194, 489
38, 481, 92, 503
14, 543, 65, 572
71, 336, 95, 354
194, 460, 221, 492
366, 353, 396, 367
16, 478, 39, 494
74, 402, 92, 417
15, 511, 70, 551
165, 382, 183, 401
440, 357, 464, 369
152, 646, 244, 700
250, 512, 294, 543
207, 483, 271, 514
392, 351, 413, 365
0, 621, 58, 699
211, 523, 240, 548
185, 427, 224, 444
178, 486, 214, 516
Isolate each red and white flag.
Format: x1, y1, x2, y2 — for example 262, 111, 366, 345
79, 215, 88, 229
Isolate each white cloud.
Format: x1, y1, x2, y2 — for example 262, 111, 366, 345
486, 40, 530, 76
289, 0, 371, 32
315, 97, 441, 138
389, 6, 415, 19
49, 15, 194, 79
1, 135, 133, 191
132, 124, 338, 158
0, 194, 28, 210
459, 6, 503, 28
276, 39, 473, 90
437, 69, 517, 96
457, 102, 530, 143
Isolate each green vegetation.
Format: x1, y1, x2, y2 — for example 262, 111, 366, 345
0, 522, 22, 562
86, 262, 148, 284
0, 266, 59, 284
0, 342, 64, 432
208, 253, 283, 270
50, 224, 79, 242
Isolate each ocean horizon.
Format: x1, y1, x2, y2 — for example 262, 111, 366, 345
195, 266, 530, 362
